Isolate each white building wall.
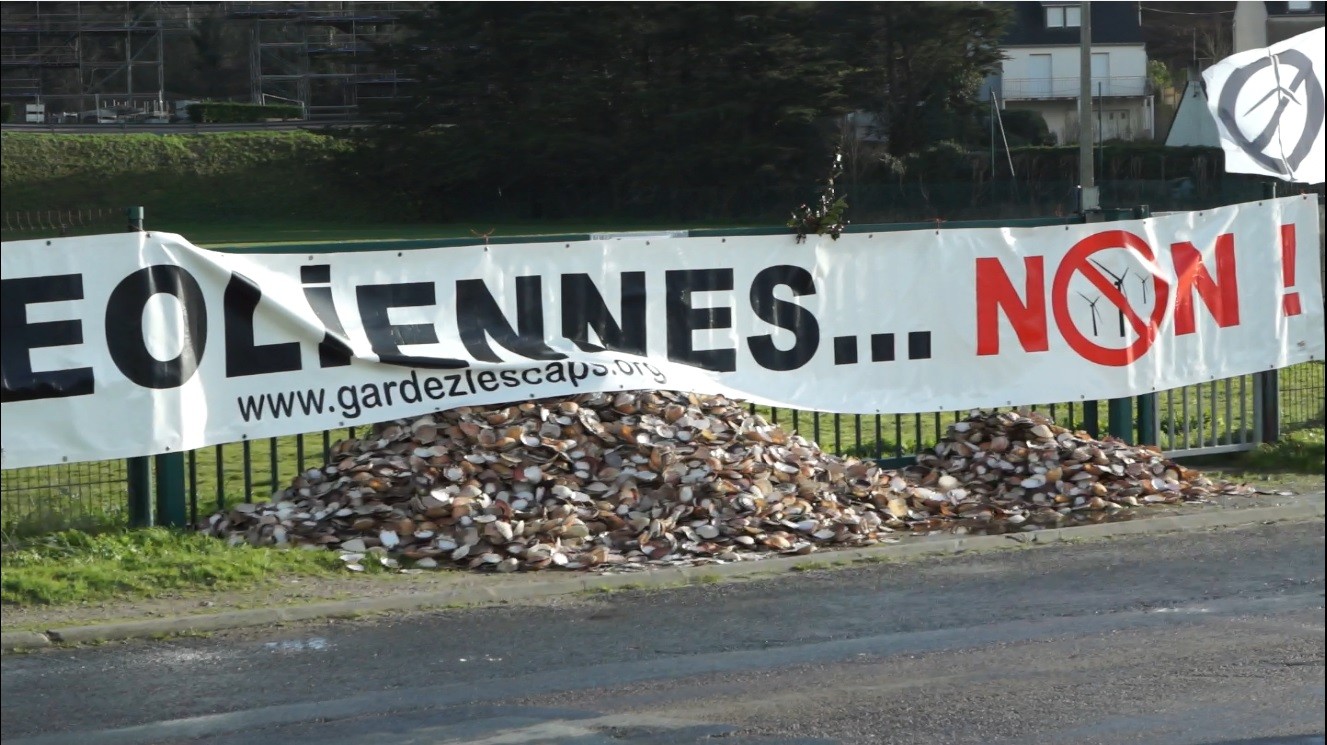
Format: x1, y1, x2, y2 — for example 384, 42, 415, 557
1001, 45, 1148, 98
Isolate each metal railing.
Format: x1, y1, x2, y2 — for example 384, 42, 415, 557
1, 208, 129, 240
1001, 75, 1149, 99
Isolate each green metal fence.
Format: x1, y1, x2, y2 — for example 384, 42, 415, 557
0, 459, 130, 536
0, 207, 131, 241
1, 204, 1323, 538
2, 207, 142, 538
6, 361, 1319, 537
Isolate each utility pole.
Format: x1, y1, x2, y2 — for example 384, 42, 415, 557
1079, 0, 1099, 213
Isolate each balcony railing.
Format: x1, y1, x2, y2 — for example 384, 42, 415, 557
1001, 75, 1148, 100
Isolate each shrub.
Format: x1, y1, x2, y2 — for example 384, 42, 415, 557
186, 102, 304, 123
995, 109, 1056, 147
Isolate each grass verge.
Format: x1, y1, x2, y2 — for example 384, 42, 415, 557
0, 528, 357, 606
1240, 427, 1326, 473
1185, 427, 1326, 476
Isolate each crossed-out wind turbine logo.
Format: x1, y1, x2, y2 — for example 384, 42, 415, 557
1217, 49, 1324, 177
1205, 27, 1325, 184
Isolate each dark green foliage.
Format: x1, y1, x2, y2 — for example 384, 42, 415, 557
1006, 143, 1235, 183
788, 148, 849, 241
904, 141, 975, 182
828, 3, 1009, 154
363, 3, 847, 221
359, 2, 1011, 222
987, 109, 1056, 147
186, 102, 303, 123
0, 102, 11, 123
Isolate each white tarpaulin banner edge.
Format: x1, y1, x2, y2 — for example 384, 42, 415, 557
1, 196, 1322, 468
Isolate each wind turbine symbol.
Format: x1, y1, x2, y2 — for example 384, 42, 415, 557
1089, 258, 1131, 337
1136, 273, 1150, 304
1242, 66, 1307, 156
1078, 292, 1103, 336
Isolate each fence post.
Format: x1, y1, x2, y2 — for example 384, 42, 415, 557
1254, 182, 1281, 445
1107, 398, 1133, 442
1258, 370, 1281, 444
124, 207, 154, 527
126, 204, 191, 528
1132, 204, 1159, 446
1081, 403, 1100, 439
155, 451, 188, 527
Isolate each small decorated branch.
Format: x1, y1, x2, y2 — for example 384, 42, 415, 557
787, 146, 849, 243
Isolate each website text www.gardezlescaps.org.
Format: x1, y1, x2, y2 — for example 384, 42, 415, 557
235, 358, 668, 423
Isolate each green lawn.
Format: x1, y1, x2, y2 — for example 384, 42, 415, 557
1195, 426, 1326, 474
0, 527, 351, 606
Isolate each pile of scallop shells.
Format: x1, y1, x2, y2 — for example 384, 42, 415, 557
200, 392, 1247, 572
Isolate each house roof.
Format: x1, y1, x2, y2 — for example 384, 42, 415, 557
1001, 2, 1144, 46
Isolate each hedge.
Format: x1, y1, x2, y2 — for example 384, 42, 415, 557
880, 141, 1230, 183
0, 131, 370, 222
186, 102, 304, 123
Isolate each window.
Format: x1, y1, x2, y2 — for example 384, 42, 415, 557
1046, 4, 1082, 28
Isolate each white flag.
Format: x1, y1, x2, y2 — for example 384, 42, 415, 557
1203, 27, 1325, 185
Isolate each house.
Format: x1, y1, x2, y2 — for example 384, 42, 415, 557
991, 2, 1154, 144
1233, 1, 1325, 51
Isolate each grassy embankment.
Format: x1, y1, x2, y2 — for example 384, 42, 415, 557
0, 130, 745, 245
1, 131, 370, 234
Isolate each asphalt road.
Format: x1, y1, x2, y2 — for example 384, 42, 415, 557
3, 520, 1323, 745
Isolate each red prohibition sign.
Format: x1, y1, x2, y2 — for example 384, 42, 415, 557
1052, 230, 1171, 367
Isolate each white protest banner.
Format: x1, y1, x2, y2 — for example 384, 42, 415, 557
1, 197, 1322, 469
1204, 26, 1326, 184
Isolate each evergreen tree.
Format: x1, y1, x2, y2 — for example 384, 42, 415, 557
365, 2, 1009, 220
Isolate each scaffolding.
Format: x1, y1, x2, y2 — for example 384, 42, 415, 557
228, 2, 409, 120
0, 1, 193, 120
1, 2, 408, 122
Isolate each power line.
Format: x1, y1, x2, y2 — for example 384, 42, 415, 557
1139, 6, 1236, 15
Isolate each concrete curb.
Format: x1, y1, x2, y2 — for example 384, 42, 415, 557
4, 495, 1322, 652
0, 631, 51, 651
